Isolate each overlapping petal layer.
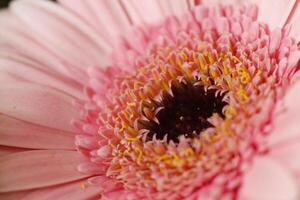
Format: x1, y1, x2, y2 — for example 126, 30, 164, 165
0, 0, 299, 199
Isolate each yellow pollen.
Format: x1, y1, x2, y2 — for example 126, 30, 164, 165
222, 64, 231, 75
185, 148, 195, 156
255, 69, 262, 77
161, 79, 169, 90
176, 56, 183, 67
172, 154, 183, 164
159, 63, 165, 71
167, 68, 177, 79
125, 136, 138, 142
237, 87, 249, 102
135, 148, 143, 162
128, 90, 137, 99
237, 67, 246, 75
183, 66, 192, 78
201, 75, 211, 85
237, 67, 251, 84
204, 133, 215, 143
224, 120, 235, 137
123, 147, 132, 155
224, 76, 233, 89
155, 154, 172, 164
119, 124, 126, 132
240, 74, 251, 84
198, 55, 207, 72
207, 53, 215, 64
224, 105, 237, 118
210, 67, 220, 78
232, 56, 241, 63
138, 91, 147, 99
120, 110, 129, 119
220, 52, 228, 59
181, 51, 188, 60
127, 126, 139, 136
134, 81, 144, 89
143, 107, 155, 119
127, 102, 136, 107
210, 132, 221, 142
118, 152, 123, 157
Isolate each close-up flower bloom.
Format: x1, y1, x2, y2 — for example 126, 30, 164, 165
0, 0, 299, 199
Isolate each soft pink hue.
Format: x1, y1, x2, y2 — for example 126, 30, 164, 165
0, 0, 299, 200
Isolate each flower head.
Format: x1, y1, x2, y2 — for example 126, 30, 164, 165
0, 0, 299, 200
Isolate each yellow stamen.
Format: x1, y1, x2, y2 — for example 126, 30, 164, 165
237, 87, 249, 102
155, 154, 172, 164
125, 136, 138, 142
127, 126, 139, 136
127, 102, 136, 107
223, 64, 231, 75
185, 148, 195, 156
198, 55, 207, 72
172, 154, 183, 164
135, 148, 143, 162
161, 79, 169, 90
181, 50, 188, 61
207, 53, 215, 64
232, 56, 241, 63
224, 105, 237, 118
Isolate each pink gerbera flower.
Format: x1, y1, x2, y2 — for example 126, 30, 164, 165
0, 0, 299, 199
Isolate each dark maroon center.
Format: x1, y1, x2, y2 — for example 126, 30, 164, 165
138, 80, 227, 143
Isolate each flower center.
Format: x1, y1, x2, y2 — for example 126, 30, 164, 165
77, 3, 300, 200
138, 79, 227, 143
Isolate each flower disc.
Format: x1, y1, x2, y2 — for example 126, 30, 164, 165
76, 4, 300, 200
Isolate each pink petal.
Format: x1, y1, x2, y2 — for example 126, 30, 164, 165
158, 0, 191, 16
0, 146, 27, 157
0, 150, 89, 192
120, 0, 164, 25
0, 115, 75, 150
187, 0, 197, 9
271, 143, 300, 177
268, 81, 300, 147
0, 11, 80, 81
270, 101, 300, 181
200, 0, 242, 5
58, 0, 102, 32
82, 0, 132, 38
22, 179, 102, 200
77, 162, 103, 175
0, 71, 22, 85
0, 83, 79, 133
269, 28, 282, 55
10, 0, 111, 70
0, 55, 84, 100
287, 4, 300, 41
165, 0, 189, 16
0, 191, 28, 200
59, 0, 131, 41
240, 157, 299, 200
257, 0, 297, 29
157, 1, 174, 16
102, 189, 127, 200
